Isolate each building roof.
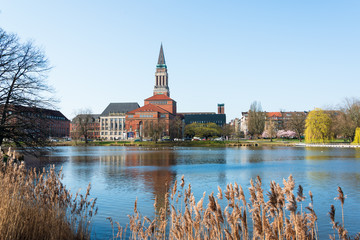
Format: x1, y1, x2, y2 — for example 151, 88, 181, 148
144, 94, 174, 101
178, 112, 216, 115
266, 112, 282, 118
72, 114, 100, 122
127, 103, 170, 114
157, 43, 166, 65
100, 102, 140, 116
6, 105, 70, 121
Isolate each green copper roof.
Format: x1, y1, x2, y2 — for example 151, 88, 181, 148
156, 63, 167, 68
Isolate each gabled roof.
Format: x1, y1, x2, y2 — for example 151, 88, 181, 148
101, 102, 140, 116
145, 94, 173, 101
127, 104, 170, 114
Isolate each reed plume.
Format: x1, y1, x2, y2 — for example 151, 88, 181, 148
335, 186, 346, 228
0, 149, 97, 240
109, 175, 358, 240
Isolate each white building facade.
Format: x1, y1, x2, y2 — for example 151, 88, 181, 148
99, 102, 139, 140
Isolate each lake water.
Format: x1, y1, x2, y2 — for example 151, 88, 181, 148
39, 146, 360, 239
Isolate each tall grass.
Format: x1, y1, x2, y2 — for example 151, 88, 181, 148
0, 148, 97, 240
109, 175, 359, 240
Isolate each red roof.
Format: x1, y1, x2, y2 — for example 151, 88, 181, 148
144, 94, 173, 101
266, 112, 282, 118
127, 104, 170, 114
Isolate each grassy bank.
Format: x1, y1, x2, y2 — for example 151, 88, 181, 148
53, 139, 300, 148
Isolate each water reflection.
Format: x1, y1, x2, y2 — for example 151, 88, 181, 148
96, 149, 177, 210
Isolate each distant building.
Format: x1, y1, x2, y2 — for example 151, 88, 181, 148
1, 105, 70, 138
240, 111, 309, 137
100, 102, 140, 140
125, 44, 178, 139
70, 114, 100, 140
229, 118, 240, 133
180, 104, 226, 127
240, 112, 249, 135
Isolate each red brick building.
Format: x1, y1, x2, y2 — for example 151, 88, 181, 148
0, 105, 70, 139
125, 44, 178, 139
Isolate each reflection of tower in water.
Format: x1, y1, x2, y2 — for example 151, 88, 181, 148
99, 150, 177, 210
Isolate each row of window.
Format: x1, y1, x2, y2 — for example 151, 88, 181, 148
149, 101, 168, 105
101, 126, 125, 130
101, 118, 124, 122
140, 115, 154, 118
101, 131, 125, 135
190, 121, 223, 124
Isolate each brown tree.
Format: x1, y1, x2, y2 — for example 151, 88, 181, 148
143, 119, 166, 142
286, 112, 307, 141
72, 109, 94, 144
333, 98, 360, 142
170, 116, 183, 139
265, 119, 277, 142
247, 101, 265, 139
0, 27, 53, 148
221, 124, 233, 140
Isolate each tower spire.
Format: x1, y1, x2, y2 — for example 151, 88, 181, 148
154, 44, 170, 96
157, 43, 166, 68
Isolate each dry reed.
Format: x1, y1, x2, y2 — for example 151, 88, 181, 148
0, 148, 97, 240
109, 174, 359, 240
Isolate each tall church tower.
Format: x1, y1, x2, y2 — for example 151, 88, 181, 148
153, 44, 170, 97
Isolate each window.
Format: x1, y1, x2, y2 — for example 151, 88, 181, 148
160, 114, 166, 118
140, 115, 153, 118
128, 115, 134, 118
149, 101, 168, 105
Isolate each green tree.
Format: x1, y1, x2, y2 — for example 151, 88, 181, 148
184, 122, 221, 139
353, 127, 360, 144
305, 108, 332, 143
247, 101, 265, 139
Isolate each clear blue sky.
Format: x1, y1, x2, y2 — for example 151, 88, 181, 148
1, 1, 359, 121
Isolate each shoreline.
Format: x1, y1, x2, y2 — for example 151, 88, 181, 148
52, 140, 360, 148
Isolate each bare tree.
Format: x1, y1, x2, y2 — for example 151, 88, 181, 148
0, 27, 53, 148
143, 119, 166, 142
72, 109, 94, 144
221, 124, 233, 140
170, 116, 183, 139
333, 98, 360, 142
247, 101, 265, 139
286, 112, 307, 142
266, 119, 277, 142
